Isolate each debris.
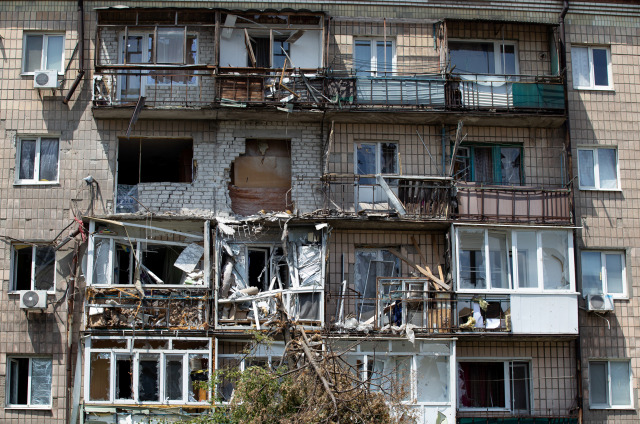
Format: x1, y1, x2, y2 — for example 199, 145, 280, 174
174, 243, 205, 273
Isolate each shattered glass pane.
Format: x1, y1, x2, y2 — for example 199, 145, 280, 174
542, 231, 570, 290
90, 353, 111, 401
93, 238, 112, 285
34, 246, 55, 291
139, 354, 160, 402
30, 358, 52, 405
165, 355, 183, 401
417, 356, 449, 402
297, 245, 321, 287
189, 354, 209, 402
297, 293, 320, 321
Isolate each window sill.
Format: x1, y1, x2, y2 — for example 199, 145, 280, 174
8, 291, 55, 295
5, 405, 52, 410
578, 187, 622, 192
589, 405, 635, 410
14, 181, 60, 187
573, 86, 615, 92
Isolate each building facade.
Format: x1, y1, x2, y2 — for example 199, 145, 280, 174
0, 1, 638, 423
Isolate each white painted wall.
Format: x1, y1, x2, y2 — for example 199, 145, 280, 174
290, 31, 322, 68
220, 29, 246, 67
511, 293, 579, 334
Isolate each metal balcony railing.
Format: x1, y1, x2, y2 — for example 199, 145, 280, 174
454, 182, 572, 224
321, 174, 451, 219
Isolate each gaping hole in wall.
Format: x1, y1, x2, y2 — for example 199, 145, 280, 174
229, 139, 291, 215
117, 138, 193, 213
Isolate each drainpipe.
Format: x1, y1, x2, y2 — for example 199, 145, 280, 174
63, 0, 85, 104
559, 2, 583, 423
66, 242, 79, 424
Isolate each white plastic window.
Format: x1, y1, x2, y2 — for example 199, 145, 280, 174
458, 360, 530, 412
6, 357, 52, 408
456, 228, 574, 292
572, 46, 612, 90
11, 244, 55, 292
449, 40, 518, 75
589, 360, 632, 409
354, 39, 394, 76
578, 147, 619, 190
16, 137, 59, 184
581, 251, 626, 298
22, 33, 64, 74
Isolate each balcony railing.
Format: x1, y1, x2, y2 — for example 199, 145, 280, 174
331, 278, 456, 334
216, 69, 324, 107
321, 174, 451, 219
448, 74, 565, 112
454, 182, 572, 224
85, 287, 208, 330
93, 70, 215, 108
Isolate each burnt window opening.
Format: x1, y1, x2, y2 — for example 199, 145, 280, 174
115, 356, 133, 400
140, 244, 184, 285
138, 354, 161, 402
247, 247, 289, 292
229, 139, 292, 215
118, 138, 193, 185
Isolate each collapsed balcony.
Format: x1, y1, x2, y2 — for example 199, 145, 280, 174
215, 222, 327, 330
86, 287, 207, 330
321, 174, 451, 219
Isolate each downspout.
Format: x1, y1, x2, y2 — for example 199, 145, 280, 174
66, 242, 80, 423
63, 0, 85, 104
559, 2, 583, 423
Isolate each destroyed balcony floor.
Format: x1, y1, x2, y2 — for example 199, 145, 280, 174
92, 105, 566, 127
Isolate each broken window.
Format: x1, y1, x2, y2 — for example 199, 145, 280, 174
11, 244, 55, 291
458, 360, 530, 413
118, 31, 198, 100
16, 136, 59, 184
90, 236, 205, 286
86, 337, 210, 404
457, 228, 574, 291
229, 139, 291, 215
246, 36, 290, 68
8, 357, 53, 407
117, 138, 193, 185
454, 144, 522, 185
354, 250, 400, 322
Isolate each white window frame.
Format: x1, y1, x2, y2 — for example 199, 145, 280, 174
354, 142, 399, 176
577, 147, 620, 191
341, 340, 453, 406
10, 244, 56, 293
15, 136, 60, 185
580, 250, 627, 299
88, 234, 200, 287
588, 360, 634, 409
117, 30, 199, 92
448, 39, 520, 75
457, 358, 532, 413
216, 340, 286, 403
455, 227, 575, 293
353, 38, 396, 76
21, 32, 65, 75
85, 337, 211, 405
572, 46, 613, 90
6, 357, 53, 409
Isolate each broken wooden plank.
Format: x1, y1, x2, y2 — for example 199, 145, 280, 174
244, 29, 256, 67
448, 120, 464, 177
286, 30, 305, 44
376, 174, 406, 216
411, 235, 427, 266
438, 265, 445, 283
386, 248, 451, 291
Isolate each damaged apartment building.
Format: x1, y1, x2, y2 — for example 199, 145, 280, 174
1, 1, 639, 424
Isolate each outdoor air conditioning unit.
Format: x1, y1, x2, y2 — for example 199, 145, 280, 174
33, 70, 58, 89
586, 294, 614, 312
19, 290, 47, 311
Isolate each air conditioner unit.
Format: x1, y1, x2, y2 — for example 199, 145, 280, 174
586, 294, 614, 312
33, 70, 58, 89
19, 290, 47, 311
